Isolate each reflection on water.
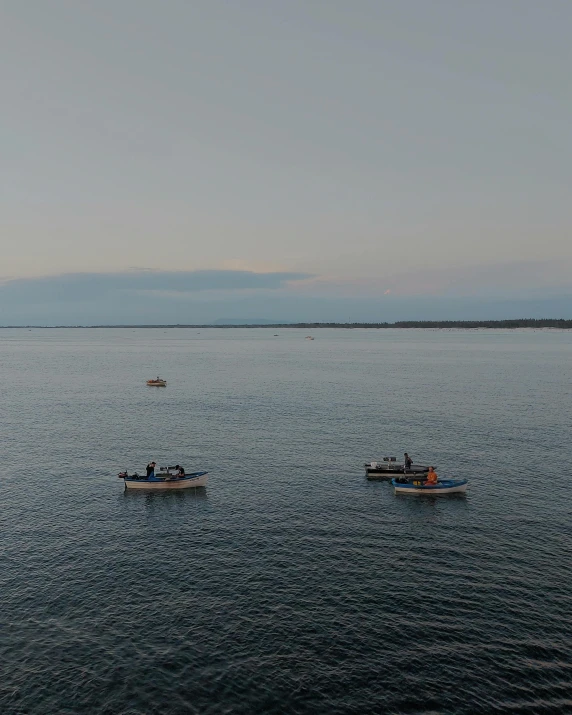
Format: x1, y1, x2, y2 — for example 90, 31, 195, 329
122, 487, 208, 501
395, 492, 469, 505
141, 487, 208, 506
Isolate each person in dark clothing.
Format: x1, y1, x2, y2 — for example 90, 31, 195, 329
177, 466, 185, 477
403, 453, 413, 472
146, 461, 156, 478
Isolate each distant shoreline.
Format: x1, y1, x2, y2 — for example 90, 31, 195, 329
1, 320, 571, 330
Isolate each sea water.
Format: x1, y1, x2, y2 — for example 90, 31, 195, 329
1, 328, 571, 714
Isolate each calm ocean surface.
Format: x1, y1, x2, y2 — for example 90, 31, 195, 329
1, 328, 571, 714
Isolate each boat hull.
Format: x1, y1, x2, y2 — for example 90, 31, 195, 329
124, 472, 208, 490
391, 478, 468, 495
146, 381, 166, 386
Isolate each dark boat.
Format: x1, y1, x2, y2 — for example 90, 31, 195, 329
364, 457, 430, 480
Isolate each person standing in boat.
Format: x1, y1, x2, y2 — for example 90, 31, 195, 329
146, 461, 156, 478
425, 466, 438, 485
403, 453, 413, 472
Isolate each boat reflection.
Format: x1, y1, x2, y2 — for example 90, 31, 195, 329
123, 488, 208, 505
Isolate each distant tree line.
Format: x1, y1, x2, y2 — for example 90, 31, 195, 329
276, 319, 572, 329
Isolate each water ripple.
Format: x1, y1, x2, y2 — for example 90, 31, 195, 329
1, 328, 572, 714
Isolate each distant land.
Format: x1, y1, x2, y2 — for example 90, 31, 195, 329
212, 318, 294, 325
2, 319, 571, 329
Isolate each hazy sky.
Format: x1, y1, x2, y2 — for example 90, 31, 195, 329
1, 1, 571, 322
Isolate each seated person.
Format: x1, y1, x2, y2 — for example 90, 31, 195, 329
425, 467, 438, 485
177, 466, 185, 477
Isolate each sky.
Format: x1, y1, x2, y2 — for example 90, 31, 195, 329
1, 0, 571, 323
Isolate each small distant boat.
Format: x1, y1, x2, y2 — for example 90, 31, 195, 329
146, 377, 167, 386
119, 470, 208, 490
391, 477, 468, 495
365, 457, 430, 480
305, 336, 315, 340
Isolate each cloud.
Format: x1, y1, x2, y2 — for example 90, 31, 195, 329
1, 265, 571, 325
282, 259, 572, 299
0, 269, 312, 306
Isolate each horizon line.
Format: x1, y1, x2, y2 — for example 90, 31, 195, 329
1, 319, 571, 330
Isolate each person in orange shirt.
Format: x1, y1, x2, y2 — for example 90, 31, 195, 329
425, 467, 438, 485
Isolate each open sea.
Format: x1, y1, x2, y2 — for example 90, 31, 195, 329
1, 327, 571, 715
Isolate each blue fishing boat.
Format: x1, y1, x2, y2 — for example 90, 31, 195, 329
391, 477, 467, 495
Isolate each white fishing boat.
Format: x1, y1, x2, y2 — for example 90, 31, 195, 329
391, 477, 468, 495
119, 470, 208, 490
305, 336, 315, 340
